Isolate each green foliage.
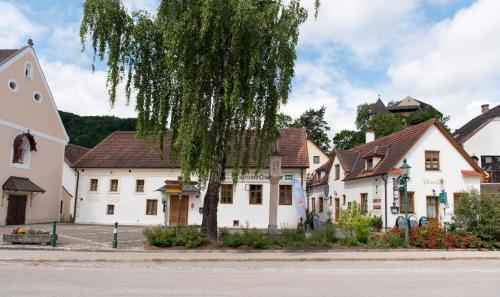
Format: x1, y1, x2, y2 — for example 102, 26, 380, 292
355, 103, 375, 131
59, 110, 136, 148
276, 113, 294, 128
453, 190, 500, 243
367, 112, 405, 138
338, 202, 372, 244
80, 0, 316, 240
291, 106, 331, 152
332, 130, 365, 150
371, 215, 383, 230
143, 226, 207, 248
218, 225, 335, 249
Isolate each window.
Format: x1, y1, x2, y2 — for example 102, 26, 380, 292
249, 185, 262, 204
335, 164, 340, 180
342, 195, 346, 205
12, 134, 31, 165
109, 179, 119, 192
106, 204, 115, 215
24, 61, 33, 80
135, 179, 145, 192
33, 92, 43, 103
311, 197, 316, 212
319, 197, 324, 213
366, 158, 374, 171
146, 199, 157, 215
425, 151, 440, 170
220, 184, 233, 204
481, 156, 500, 183
279, 185, 292, 205
233, 220, 239, 227
90, 179, 98, 192
313, 156, 320, 164
399, 191, 415, 213
8, 79, 18, 92
360, 193, 368, 214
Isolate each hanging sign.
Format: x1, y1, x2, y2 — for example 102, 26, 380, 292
439, 191, 447, 204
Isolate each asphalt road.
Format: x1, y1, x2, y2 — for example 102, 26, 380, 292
0, 259, 498, 297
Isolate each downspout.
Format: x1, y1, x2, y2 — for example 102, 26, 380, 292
381, 174, 388, 229
72, 168, 80, 223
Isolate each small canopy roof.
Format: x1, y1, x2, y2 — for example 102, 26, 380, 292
2, 176, 45, 193
155, 180, 200, 193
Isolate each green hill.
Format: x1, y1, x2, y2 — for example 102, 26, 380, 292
59, 111, 136, 148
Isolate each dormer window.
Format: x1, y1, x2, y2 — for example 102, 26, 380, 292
24, 61, 33, 80
366, 158, 374, 171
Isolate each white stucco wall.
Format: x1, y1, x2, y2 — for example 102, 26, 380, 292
462, 116, 500, 167
75, 168, 307, 228
321, 124, 481, 229
61, 161, 77, 217
307, 139, 328, 174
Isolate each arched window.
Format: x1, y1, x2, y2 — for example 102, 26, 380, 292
24, 61, 33, 80
12, 133, 36, 166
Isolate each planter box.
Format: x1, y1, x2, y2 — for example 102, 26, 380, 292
2, 234, 54, 245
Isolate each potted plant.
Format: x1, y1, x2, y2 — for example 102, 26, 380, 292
371, 215, 383, 232
3, 227, 52, 244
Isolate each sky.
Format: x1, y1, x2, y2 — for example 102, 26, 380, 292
1, 0, 500, 136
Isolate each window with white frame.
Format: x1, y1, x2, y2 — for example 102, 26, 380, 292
109, 179, 119, 192
24, 61, 33, 80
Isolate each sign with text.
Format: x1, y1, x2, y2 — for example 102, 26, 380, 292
292, 179, 306, 220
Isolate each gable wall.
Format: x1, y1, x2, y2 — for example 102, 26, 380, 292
463, 117, 500, 167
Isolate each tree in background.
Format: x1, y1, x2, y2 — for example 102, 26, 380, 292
355, 103, 375, 131
332, 130, 365, 150
80, 0, 318, 241
367, 112, 405, 138
276, 113, 294, 129
292, 106, 331, 152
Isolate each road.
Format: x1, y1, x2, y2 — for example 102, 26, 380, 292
0, 259, 498, 297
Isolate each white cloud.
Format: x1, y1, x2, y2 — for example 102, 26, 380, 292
41, 59, 136, 118
299, 0, 420, 63
385, 0, 500, 128
121, 0, 159, 14
0, 1, 43, 48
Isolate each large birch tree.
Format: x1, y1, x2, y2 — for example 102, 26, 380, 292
80, 0, 318, 240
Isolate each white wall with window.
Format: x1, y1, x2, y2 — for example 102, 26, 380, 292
75, 168, 306, 228
307, 139, 328, 174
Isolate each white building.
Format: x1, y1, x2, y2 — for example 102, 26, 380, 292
60, 144, 89, 222
454, 104, 500, 194
72, 128, 311, 228
310, 119, 483, 229
306, 139, 328, 174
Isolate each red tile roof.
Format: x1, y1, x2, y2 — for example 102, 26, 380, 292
334, 119, 483, 181
65, 144, 90, 166
0, 49, 18, 64
74, 128, 309, 169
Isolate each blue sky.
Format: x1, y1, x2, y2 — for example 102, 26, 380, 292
1, 0, 499, 135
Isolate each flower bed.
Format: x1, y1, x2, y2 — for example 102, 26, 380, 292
2, 227, 52, 245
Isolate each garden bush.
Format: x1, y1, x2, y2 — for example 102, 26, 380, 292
338, 202, 372, 244
453, 190, 500, 243
144, 226, 207, 248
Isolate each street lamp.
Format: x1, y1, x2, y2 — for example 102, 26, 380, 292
399, 159, 411, 247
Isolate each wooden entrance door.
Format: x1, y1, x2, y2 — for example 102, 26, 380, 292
334, 198, 340, 221
169, 195, 189, 226
6, 195, 27, 225
426, 196, 439, 227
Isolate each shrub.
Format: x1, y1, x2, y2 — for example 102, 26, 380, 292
338, 202, 371, 243
453, 190, 500, 243
371, 216, 383, 231
143, 226, 207, 248
383, 228, 405, 248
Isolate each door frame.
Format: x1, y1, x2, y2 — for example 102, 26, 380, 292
426, 196, 439, 227
168, 195, 189, 226
334, 198, 340, 221
6, 195, 28, 225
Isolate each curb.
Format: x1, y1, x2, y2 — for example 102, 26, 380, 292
1, 256, 499, 263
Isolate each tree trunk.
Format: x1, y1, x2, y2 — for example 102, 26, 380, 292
201, 176, 222, 242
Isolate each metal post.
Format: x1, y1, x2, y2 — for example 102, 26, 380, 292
404, 179, 409, 247
50, 221, 57, 247
112, 222, 118, 249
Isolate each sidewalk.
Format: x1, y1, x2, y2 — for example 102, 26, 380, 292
0, 249, 498, 263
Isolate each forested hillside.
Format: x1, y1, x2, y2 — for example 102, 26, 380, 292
59, 111, 136, 148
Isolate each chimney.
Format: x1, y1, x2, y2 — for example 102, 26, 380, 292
365, 131, 375, 143
481, 104, 490, 114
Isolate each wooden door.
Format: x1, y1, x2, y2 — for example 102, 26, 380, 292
334, 198, 340, 221
169, 195, 189, 226
6, 195, 27, 225
426, 196, 439, 227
